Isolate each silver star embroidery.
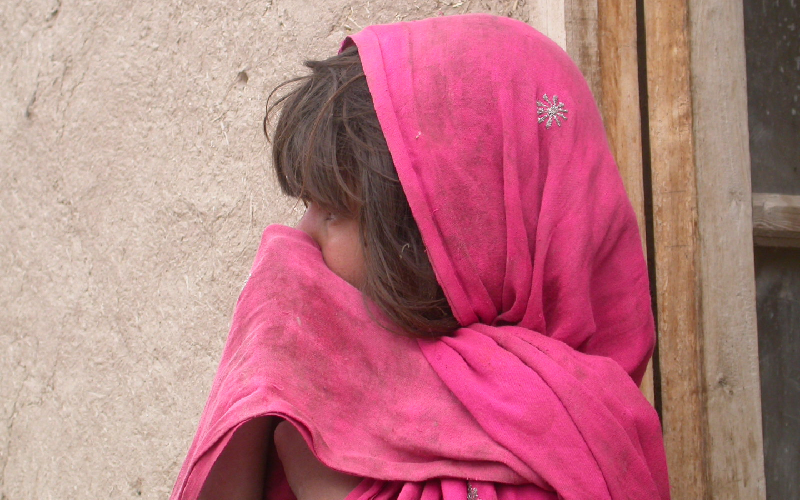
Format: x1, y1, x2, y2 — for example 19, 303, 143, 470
467, 483, 481, 500
537, 94, 568, 129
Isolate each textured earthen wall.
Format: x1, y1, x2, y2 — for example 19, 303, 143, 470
0, 1, 527, 498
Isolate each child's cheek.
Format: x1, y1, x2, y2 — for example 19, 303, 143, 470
321, 219, 366, 289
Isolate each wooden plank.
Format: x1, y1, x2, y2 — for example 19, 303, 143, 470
596, 0, 645, 251
596, 0, 653, 403
689, 1, 766, 497
753, 193, 800, 248
529, 0, 567, 50
642, 1, 708, 498
565, 0, 601, 103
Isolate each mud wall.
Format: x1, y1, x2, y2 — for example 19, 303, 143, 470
0, 1, 528, 498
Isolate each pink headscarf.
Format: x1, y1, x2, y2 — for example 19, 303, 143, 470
171, 14, 669, 500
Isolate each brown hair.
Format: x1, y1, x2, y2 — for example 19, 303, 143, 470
265, 47, 459, 337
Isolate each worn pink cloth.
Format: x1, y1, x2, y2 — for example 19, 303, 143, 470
171, 14, 669, 500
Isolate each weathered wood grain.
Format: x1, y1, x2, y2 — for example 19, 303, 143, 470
565, 0, 601, 102
596, 0, 653, 403
642, 0, 708, 497
689, 1, 766, 497
753, 193, 800, 247
529, 0, 567, 50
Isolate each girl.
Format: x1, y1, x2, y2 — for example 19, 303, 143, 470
171, 14, 670, 500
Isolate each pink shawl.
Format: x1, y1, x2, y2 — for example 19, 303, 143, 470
171, 14, 670, 500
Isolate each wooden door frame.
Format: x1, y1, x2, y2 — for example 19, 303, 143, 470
529, 1, 767, 498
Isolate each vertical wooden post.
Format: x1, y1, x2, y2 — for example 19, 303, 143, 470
642, 0, 708, 497
596, 0, 654, 403
565, 0, 601, 106
688, 1, 766, 497
529, 1, 567, 50
643, 0, 767, 498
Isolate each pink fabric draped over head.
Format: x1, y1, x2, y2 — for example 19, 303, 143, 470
352, 14, 653, 383
170, 14, 670, 500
